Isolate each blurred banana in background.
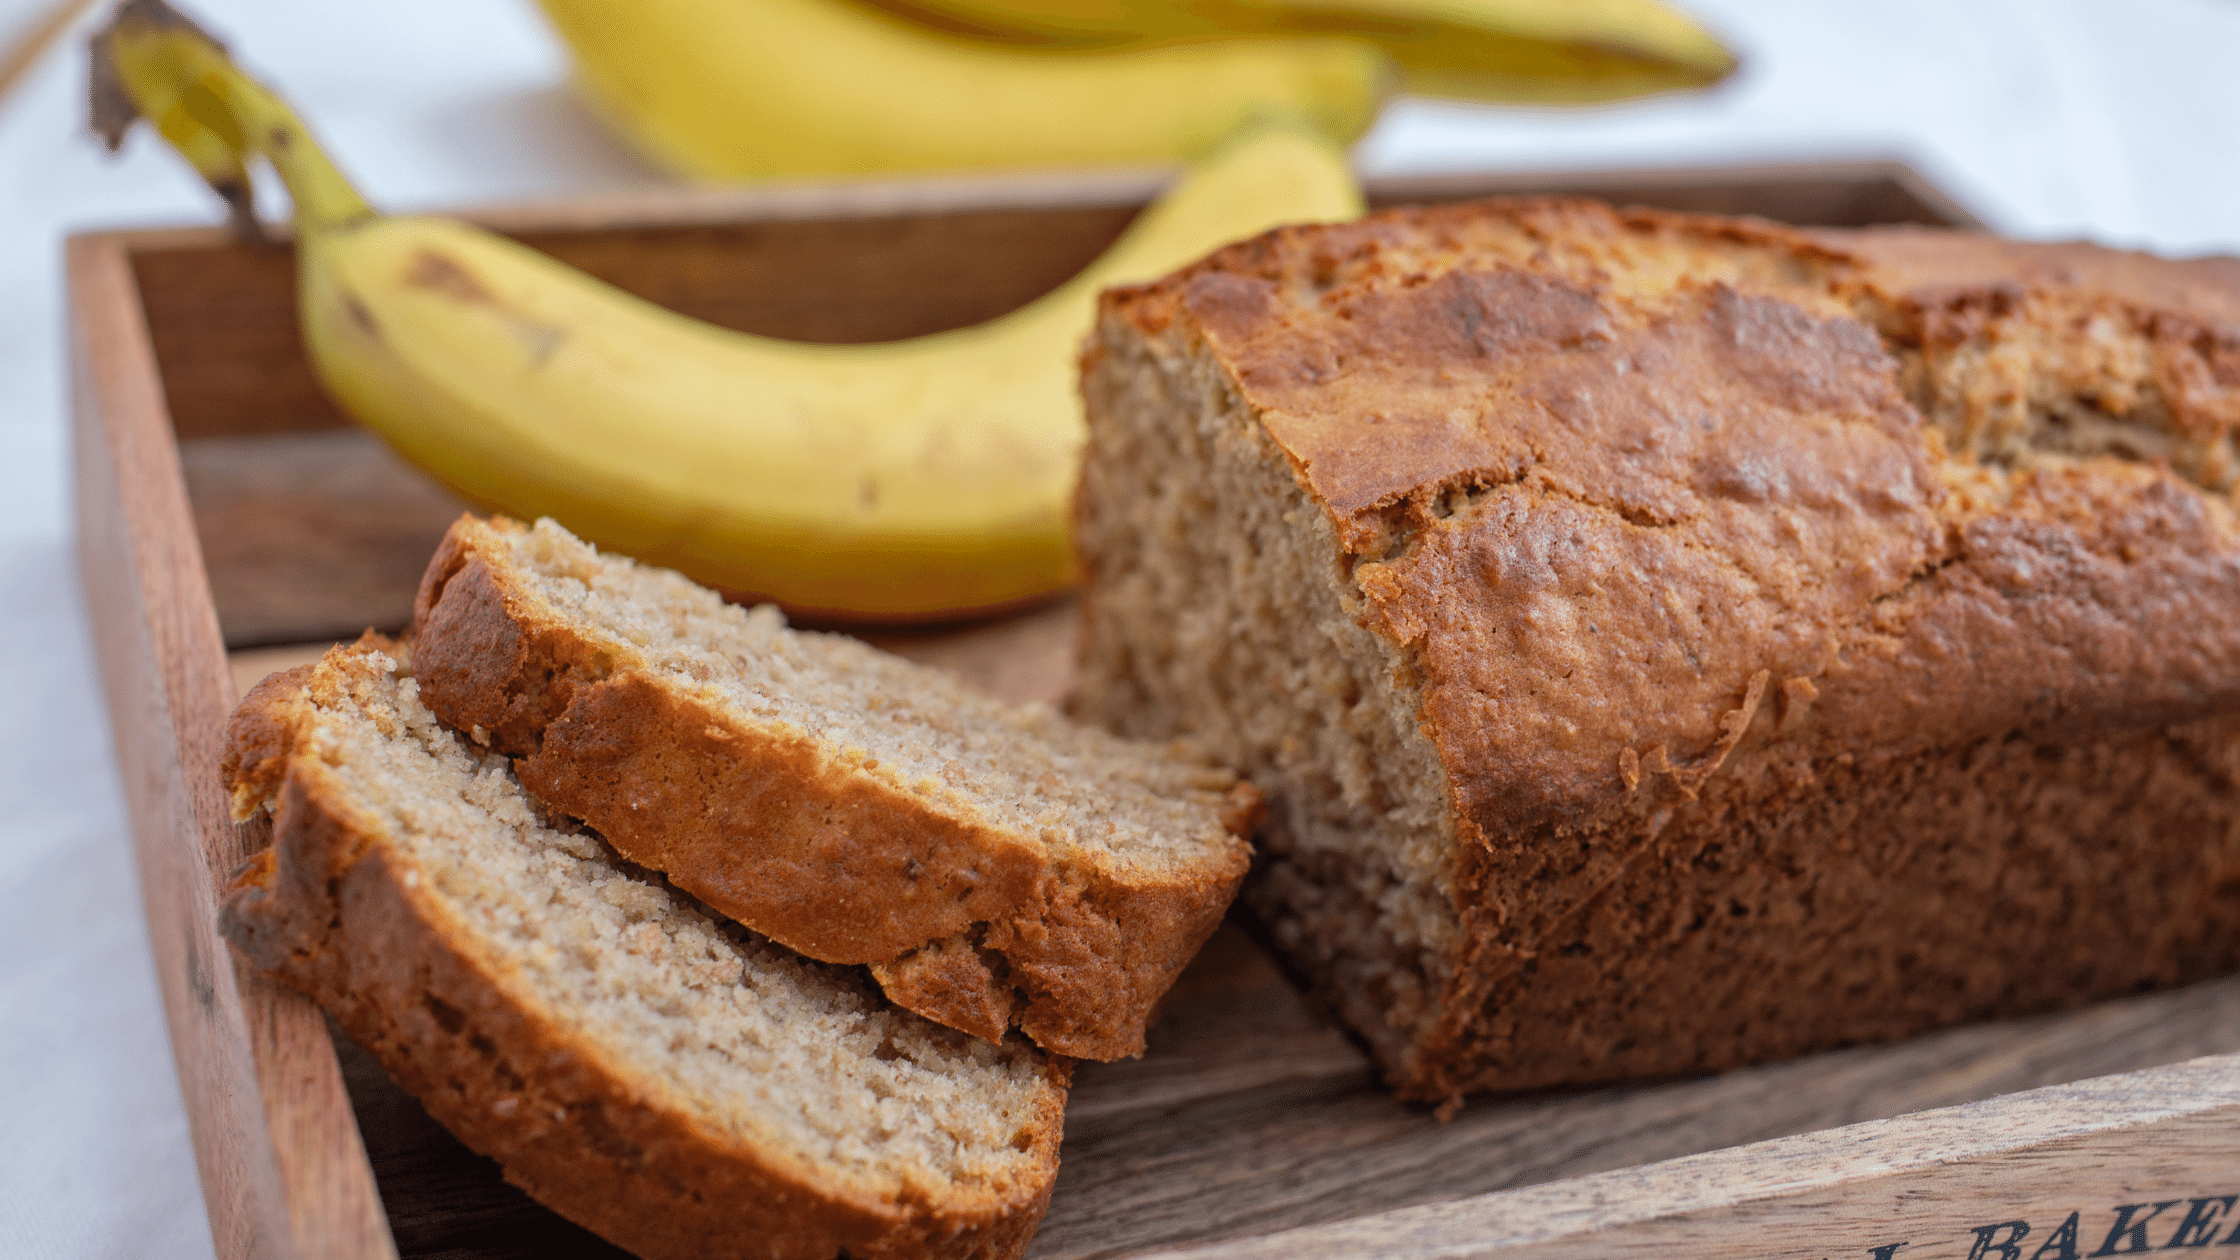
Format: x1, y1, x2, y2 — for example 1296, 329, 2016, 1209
535, 0, 1391, 181
859, 0, 1737, 104
536, 0, 1734, 182
93, 1, 1364, 618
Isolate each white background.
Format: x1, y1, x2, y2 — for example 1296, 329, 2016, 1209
3, 1, 2237, 1255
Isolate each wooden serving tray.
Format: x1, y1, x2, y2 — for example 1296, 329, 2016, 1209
72, 159, 2240, 1260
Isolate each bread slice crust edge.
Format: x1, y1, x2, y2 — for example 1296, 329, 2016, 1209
218, 644, 1066, 1260
409, 516, 1250, 1060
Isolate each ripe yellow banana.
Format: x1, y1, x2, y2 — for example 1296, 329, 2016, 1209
534, 0, 1392, 181
861, 0, 1738, 104
94, 3, 1365, 619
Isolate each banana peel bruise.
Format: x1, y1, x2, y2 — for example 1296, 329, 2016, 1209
93, 0, 1366, 619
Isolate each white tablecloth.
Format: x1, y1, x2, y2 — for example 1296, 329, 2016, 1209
3, 1, 2236, 1255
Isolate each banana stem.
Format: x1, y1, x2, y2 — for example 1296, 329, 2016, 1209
92, 0, 374, 235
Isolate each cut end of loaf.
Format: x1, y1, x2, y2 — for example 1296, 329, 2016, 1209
1074, 311, 1462, 1079
217, 639, 1068, 1258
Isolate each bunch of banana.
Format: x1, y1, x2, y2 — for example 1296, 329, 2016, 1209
534, 0, 1733, 182
540, 0, 1391, 180
93, 1, 1364, 619
860, 0, 1738, 104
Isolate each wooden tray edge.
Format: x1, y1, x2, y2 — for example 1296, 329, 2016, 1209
1161, 1054, 2240, 1258
69, 229, 394, 1260
74, 158, 2155, 1260
73, 155, 1986, 253
1363, 155, 1987, 227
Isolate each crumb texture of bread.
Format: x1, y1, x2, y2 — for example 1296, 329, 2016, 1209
1075, 197, 2240, 1100
408, 516, 1253, 1061
218, 640, 1068, 1260
1074, 327, 1462, 1075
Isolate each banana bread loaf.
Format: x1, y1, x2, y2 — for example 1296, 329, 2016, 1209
409, 515, 1258, 1061
220, 638, 1069, 1259
1073, 197, 2240, 1103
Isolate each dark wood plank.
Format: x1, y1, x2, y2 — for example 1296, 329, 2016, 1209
1365, 157, 1984, 228
182, 432, 471, 647
1170, 1054, 2240, 1259
1029, 952, 2240, 1258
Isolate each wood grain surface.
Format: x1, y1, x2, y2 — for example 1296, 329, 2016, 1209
1046, 963, 2240, 1259
185, 433, 470, 647
1163, 1054, 2240, 1260
71, 232, 394, 1260
90, 160, 2214, 1260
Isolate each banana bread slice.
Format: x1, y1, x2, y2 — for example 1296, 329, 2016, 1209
219, 639, 1069, 1260
408, 515, 1258, 1061
1074, 197, 2240, 1103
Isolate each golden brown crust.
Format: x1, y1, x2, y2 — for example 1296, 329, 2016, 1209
216, 642, 1066, 1260
1804, 224, 2240, 326
1413, 709, 2240, 1099
411, 515, 1248, 1061
219, 661, 319, 821
1088, 196, 2240, 1099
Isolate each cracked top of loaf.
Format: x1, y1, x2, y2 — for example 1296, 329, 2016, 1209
1097, 198, 2240, 842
